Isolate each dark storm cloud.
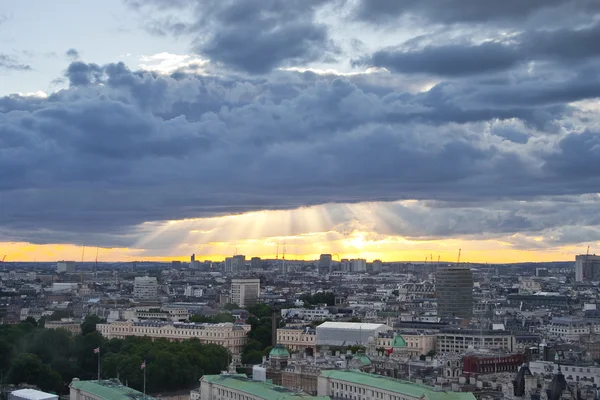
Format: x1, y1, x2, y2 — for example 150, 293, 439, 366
128, 0, 336, 74
359, 23, 600, 77
0, 54, 31, 71
65, 48, 80, 60
1, 61, 599, 246
353, 0, 600, 25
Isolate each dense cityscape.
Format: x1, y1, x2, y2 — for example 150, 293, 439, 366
1, 253, 599, 400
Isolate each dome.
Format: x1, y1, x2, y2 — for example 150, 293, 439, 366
269, 344, 290, 359
392, 334, 407, 348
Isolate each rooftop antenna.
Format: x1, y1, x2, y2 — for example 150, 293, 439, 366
282, 242, 286, 273
457, 248, 461, 265
583, 246, 590, 280
276, 244, 279, 260
95, 247, 99, 268
81, 245, 85, 263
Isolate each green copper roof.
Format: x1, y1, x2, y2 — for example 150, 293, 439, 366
201, 374, 328, 400
269, 344, 291, 358
69, 380, 155, 400
320, 370, 476, 400
353, 353, 372, 366
392, 334, 407, 348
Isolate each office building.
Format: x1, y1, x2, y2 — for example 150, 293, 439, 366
250, 257, 262, 269
133, 276, 158, 300
230, 278, 260, 307
351, 259, 367, 272
318, 254, 332, 273
232, 255, 246, 273
575, 254, 600, 282
316, 322, 392, 347
372, 259, 382, 273
277, 327, 317, 352
436, 265, 473, 319
317, 370, 476, 400
96, 321, 250, 355
436, 327, 515, 354
195, 374, 327, 400
69, 379, 155, 400
56, 261, 76, 273
224, 257, 233, 273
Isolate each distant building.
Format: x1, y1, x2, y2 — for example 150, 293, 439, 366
250, 257, 262, 269
536, 268, 549, 277
372, 259, 382, 273
230, 278, 260, 307
277, 327, 317, 352
232, 255, 246, 273
350, 259, 367, 272
436, 327, 515, 354
340, 259, 351, 272
96, 321, 250, 355
56, 261, 76, 273
69, 379, 155, 400
575, 254, 600, 282
133, 276, 158, 300
45, 319, 81, 335
463, 353, 524, 374
316, 322, 392, 347
436, 265, 473, 319
224, 257, 233, 273
317, 370, 476, 400
318, 254, 332, 274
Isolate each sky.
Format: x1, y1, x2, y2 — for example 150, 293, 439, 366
1, 0, 600, 263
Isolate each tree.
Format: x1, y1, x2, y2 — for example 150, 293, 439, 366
22, 317, 37, 327
81, 314, 105, 336
48, 310, 72, 321
246, 303, 272, 319
8, 353, 63, 393
190, 313, 235, 324
299, 292, 335, 306
223, 303, 239, 310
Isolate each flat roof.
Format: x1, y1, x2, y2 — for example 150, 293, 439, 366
320, 370, 476, 400
317, 322, 390, 330
202, 374, 328, 400
69, 380, 155, 400
10, 389, 57, 400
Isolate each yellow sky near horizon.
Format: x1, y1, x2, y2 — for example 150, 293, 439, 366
0, 237, 579, 264
0, 201, 587, 264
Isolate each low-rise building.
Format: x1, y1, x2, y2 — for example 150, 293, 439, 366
45, 319, 81, 335
377, 331, 436, 356
317, 370, 476, 400
277, 327, 316, 353
196, 374, 328, 400
462, 353, 524, 375
96, 321, 250, 355
69, 379, 154, 400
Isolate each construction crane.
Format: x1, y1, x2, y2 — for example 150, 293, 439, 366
457, 248, 462, 265
1, 255, 6, 263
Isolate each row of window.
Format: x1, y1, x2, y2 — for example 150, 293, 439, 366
329, 381, 413, 400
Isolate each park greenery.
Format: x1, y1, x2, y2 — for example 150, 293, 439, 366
0, 315, 228, 395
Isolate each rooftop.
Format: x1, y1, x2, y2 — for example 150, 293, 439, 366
320, 370, 476, 400
69, 379, 155, 400
201, 374, 328, 400
317, 322, 390, 331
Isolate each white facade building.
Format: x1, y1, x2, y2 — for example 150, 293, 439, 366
133, 276, 158, 300
230, 278, 260, 307
96, 321, 250, 355
351, 259, 367, 272
316, 322, 392, 347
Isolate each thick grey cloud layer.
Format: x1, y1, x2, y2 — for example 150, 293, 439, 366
127, 0, 336, 74
353, 0, 600, 25
1, 60, 600, 247
360, 23, 600, 77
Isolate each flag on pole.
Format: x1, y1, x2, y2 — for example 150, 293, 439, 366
94, 347, 100, 354
141, 361, 146, 369
387, 348, 393, 355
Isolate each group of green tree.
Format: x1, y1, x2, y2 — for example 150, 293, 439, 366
299, 292, 335, 306
240, 303, 276, 365
0, 315, 227, 395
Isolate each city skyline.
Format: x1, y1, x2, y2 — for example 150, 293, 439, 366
2, 1, 600, 263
